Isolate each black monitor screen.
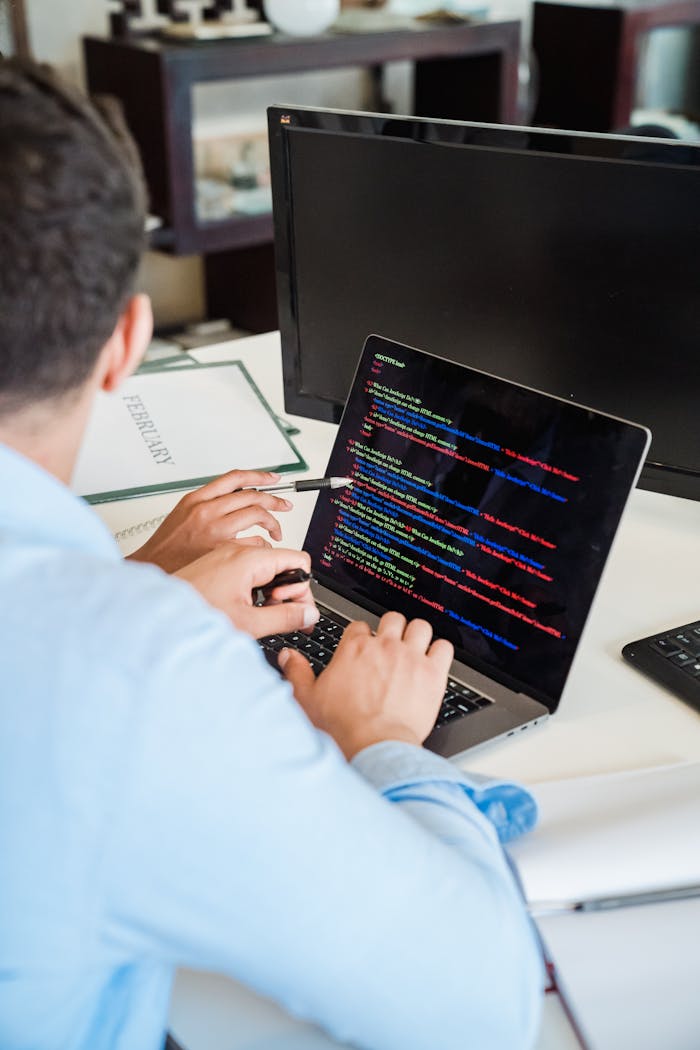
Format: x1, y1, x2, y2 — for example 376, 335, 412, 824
268, 108, 700, 500
304, 335, 649, 710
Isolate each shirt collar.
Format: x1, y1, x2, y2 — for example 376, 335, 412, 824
0, 442, 119, 559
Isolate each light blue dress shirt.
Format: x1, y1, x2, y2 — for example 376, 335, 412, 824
0, 443, 543, 1050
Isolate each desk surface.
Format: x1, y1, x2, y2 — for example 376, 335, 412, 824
94, 331, 700, 1050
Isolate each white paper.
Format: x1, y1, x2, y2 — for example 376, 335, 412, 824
508, 761, 700, 907
72, 362, 303, 502
186, 346, 240, 365
538, 899, 700, 1050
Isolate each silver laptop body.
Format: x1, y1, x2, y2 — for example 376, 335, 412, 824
298, 334, 650, 760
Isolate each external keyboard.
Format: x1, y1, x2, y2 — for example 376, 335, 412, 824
622, 619, 700, 712
259, 609, 493, 729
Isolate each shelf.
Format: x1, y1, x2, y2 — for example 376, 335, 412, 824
100, 20, 521, 81
85, 21, 520, 256
84, 20, 521, 326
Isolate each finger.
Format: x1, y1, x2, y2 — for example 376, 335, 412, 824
190, 469, 283, 502
428, 637, 455, 676
278, 647, 316, 695
220, 506, 284, 543
340, 619, 373, 641
375, 611, 407, 639
252, 599, 320, 637
265, 581, 312, 602
211, 490, 293, 515
244, 546, 311, 585
403, 618, 434, 652
239, 546, 312, 589
235, 535, 271, 549
334, 618, 372, 653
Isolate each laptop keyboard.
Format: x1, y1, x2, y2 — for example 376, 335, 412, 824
622, 619, 700, 712
259, 609, 493, 730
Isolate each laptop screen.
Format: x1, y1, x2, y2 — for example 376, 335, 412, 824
304, 335, 649, 709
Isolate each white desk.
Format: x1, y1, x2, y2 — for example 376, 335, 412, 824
94, 331, 700, 1050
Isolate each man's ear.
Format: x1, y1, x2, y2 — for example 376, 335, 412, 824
100, 294, 154, 393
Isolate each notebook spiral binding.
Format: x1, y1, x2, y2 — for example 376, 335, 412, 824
113, 515, 167, 543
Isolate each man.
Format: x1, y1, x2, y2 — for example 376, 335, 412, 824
0, 60, 543, 1050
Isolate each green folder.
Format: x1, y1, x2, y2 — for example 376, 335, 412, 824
72, 360, 306, 504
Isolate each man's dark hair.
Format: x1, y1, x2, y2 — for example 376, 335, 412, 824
0, 59, 147, 412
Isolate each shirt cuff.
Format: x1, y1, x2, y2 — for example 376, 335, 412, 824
351, 740, 538, 843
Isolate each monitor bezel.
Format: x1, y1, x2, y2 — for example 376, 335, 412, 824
268, 104, 700, 500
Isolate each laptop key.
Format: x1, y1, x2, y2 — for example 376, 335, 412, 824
452, 682, 481, 700
318, 617, 343, 635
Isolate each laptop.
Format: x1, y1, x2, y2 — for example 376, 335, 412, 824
261, 334, 650, 759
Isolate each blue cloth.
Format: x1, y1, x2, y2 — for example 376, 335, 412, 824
0, 442, 543, 1050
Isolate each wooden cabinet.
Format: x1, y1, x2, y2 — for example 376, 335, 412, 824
533, 0, 700, 133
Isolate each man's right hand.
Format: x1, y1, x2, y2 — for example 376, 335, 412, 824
278, 612, 453, 760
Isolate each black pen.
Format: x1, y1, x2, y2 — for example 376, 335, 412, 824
253, 568, 314, 606
529, 882, 700, 916
257, 476, 353, 494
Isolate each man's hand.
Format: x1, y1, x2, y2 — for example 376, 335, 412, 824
175, 543, 319, 638
279, 612, 453, 760
127, 470, 293, 573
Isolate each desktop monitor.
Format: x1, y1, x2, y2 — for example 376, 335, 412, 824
267, 105, 700, 501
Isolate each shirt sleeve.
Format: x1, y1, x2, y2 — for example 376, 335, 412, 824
352, 739, 539, 845
101, 579, 544, 1050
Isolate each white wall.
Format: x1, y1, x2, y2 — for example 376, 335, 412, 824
25, 0, 108, 82
0, 3, 12, 55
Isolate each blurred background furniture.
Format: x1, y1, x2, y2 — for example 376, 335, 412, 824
532, 0, 700, 132
0, 0, 32, 58
83, 17, 521, 332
